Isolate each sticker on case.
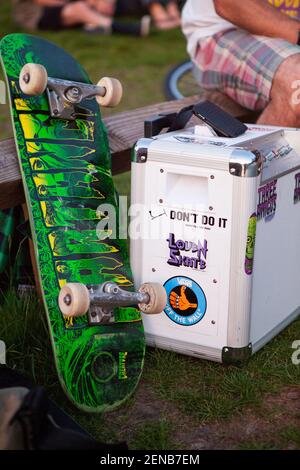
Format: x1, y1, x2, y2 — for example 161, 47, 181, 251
257, 179, 277, 222
163, 276, 207, 326
245, 213, 257, 276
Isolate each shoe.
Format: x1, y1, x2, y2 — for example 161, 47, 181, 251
83, 24, 112, 35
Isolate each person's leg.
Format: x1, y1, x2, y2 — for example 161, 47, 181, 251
192, 29, 300, 125
165, 1, 181, 21
86, 0, 116, 17
143, 0, 180, 29
61, 1, 111, 29
258, 54, 300, 126
61, 1, 150, 35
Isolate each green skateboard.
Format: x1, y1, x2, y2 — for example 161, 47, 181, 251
1, 34, 166, 412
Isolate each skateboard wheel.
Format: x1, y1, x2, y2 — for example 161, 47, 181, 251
138, 283, 167, 315
19, 63, 48, 96
58, 283, 90, 317
96, 77, 123, 107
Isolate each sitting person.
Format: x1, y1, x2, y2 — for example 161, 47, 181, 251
182, 0, 300, 127
141, 1, 181, 29
115, 0, 181, 30
13, 0, 151, 36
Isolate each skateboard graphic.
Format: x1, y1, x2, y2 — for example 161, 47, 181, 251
1, 34, 166, 412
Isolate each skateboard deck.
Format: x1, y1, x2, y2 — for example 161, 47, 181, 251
1, 33, 145, 412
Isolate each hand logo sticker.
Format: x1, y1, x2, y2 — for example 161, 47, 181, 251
169, 286, 198, 311
163, 277, 207, 326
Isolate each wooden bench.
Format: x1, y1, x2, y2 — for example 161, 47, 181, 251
0, 92, 257, 211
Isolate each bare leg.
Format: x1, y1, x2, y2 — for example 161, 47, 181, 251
61, 1, 149, 36
148, 2, 179, 30
86, 0, 116, 17
258, 53, 300, 126
61, 1, 112, 28
166, 1, 181, 21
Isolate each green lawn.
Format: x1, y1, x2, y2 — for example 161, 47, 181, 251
1, 3, 300, 451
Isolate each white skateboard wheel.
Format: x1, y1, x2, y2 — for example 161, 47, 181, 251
19, 63, 48, 96
58, 283, 90, 317
138, 283, 167, 315
96, 77, 123, 107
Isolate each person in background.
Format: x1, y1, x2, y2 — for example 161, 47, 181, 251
182, 0, 300, 127
13, 0, 151, 36
143, 1, 181, 29
115, 0, 181, 30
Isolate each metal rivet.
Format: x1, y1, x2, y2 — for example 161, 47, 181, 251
140, 155, 146, 162
230, 168, 236, 174
91, 311, 97, 318
209, 206, 213, 211
160, 169, 164, 173
159, 199, 163, 204
213, 279, 217, 284
211, 320, 216, 325
210, 175, 215, 179
152, 268, 156, 272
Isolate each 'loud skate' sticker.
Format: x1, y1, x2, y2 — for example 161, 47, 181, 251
163, 276, 207, 326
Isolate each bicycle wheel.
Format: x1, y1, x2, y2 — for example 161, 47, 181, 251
164, 60, 200, 100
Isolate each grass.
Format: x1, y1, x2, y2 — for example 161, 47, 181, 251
145, 322, 300, 423
238, 424, 300, 450
131, 419, 174, 450
1, 3, 300, 451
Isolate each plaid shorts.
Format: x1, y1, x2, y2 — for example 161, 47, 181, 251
194, 28, 300, 111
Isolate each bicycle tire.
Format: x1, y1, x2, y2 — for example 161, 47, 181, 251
164, 60, 200, 100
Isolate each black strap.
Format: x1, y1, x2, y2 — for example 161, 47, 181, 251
144, 100, 244, 137
144, 103, 199, 137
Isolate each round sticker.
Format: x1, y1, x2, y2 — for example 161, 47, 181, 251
163, 276, 207, 326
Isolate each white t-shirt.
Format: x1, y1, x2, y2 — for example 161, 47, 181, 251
182, 0, 300, 59
182, 0, 234, 58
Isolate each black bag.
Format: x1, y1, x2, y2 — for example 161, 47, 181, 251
0, 366, 127, 450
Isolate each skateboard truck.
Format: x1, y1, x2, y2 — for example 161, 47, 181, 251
58, 281, 167, 325
19, 63, 123, 120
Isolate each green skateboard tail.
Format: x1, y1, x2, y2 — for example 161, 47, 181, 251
1, 34, 145, 412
